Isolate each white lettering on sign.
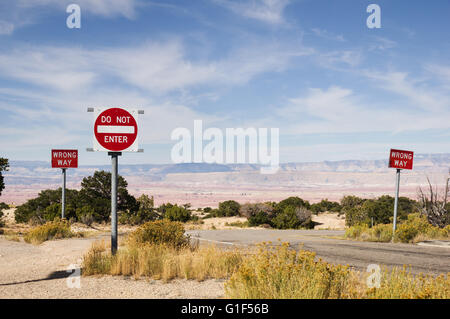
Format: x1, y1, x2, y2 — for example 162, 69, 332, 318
53, 151, 77, 158
104, 136, 128, 143
101, 116, 112, 123
394, 160, 408, 167
57, 159, 72, 166
116, 116, 131, 124
391, 152, 412, 160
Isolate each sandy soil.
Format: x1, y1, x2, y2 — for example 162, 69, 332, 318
0, 235, 224, 299
312, 213, 346, 230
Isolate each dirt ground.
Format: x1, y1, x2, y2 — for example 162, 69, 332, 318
0, 235, 225, 299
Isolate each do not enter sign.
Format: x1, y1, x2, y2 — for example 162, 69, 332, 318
93, 108, 139, 152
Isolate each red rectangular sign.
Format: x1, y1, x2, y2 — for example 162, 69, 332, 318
389, 149, 413, 170
51, 149, 78, 168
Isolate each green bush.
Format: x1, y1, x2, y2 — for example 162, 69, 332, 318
343, 195, 416, 227
240, 203, 273, 227
76, 205, 97, 226
248, 211, 271, 227
0, 202, 7, 228
217, 200, 241, 217
271, 206, 313, 229
24, 219, 75, 244
275, 197, 310, 215
310, 199, 342, 213
120, 195, 159, 225
164, 205, 191, 222
127, 219, 190, 248
15, 188, 79, 223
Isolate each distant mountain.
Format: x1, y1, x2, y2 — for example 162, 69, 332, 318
2, 154, 449, 205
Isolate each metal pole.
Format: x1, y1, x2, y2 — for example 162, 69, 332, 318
392, 168, 401, 240
62, 168, 66, 219
109, 152, 121, 255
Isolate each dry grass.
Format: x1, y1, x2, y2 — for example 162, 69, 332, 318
82, 240, 243, 282
81, 220, 449, 299
225, 242, 450, 299
82, 240, 450, 298
345, 214, 450, 243
23, 219, 82, 244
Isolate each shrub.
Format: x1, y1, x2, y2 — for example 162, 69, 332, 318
225, 242, 351, 299
344, 195, 416, 227
240, 203, 273, 227
120, 195, 159, 225
271, 206, 313, 229
225, 242, 450, 299
275, 197, 310, 215
127, 219, 190, 248
217, 200, 241, 217
15, 188, 79, 223
310, 199, 342, 213
0, 202, 6, 228
76, 205, 97, 226
248, 211, 271, 227
164, 205, 191, 222
394, 213, 447, 243
346, 213, 449, 243
24, 219, 75, 244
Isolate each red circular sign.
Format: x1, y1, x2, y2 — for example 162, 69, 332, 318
94, 108, 138, 151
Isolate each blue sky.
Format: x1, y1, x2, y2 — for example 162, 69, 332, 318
0, 0, 449, 164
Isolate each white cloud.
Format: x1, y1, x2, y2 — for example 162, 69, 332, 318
363, 70, 450, 113
276, 85, 450, 135
311, 28, 345, 42
214, 0, 290, 24
317, 50, 363, 68
0, 20, 14, 35
17, 0, 139, 19
0, 40, 311, 93
368, 36, 397, 51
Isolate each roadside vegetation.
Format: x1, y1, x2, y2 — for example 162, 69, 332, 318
82, 220, 242, 281
82, 220, 450, 299
23, 219, 82, 244
0, 202, 8, 234
346, 213, 450, 243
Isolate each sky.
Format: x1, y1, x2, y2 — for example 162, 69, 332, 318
0, 0, 449, 165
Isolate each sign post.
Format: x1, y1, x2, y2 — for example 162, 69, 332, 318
89, 107, 143, 255
388, 149, 414, 240
51, 149, 78, 219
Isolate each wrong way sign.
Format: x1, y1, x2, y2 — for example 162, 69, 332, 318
389, 149, 414, 170
52, 149, 78, 168
93, 108, 139, 152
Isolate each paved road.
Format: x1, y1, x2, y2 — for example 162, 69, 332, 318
187, 229, 450, 275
